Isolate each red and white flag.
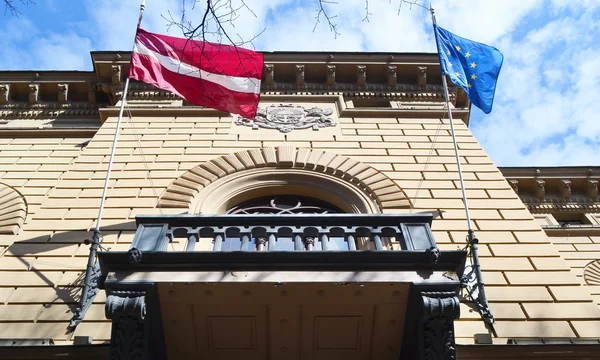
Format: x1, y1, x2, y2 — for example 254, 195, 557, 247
129, 28, 264, 119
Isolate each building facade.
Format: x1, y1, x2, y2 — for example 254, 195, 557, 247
0, 51, 599, 359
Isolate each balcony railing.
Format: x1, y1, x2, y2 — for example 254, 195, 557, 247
91, 214, 466, 274
129, 213, 438, 253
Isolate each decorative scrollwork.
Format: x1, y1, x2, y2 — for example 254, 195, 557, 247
69, 261, 101, 328
423, 317, 456, 360
235, 104, 337, 133
226, 195, 343, 215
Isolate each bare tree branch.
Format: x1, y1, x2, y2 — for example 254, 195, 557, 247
394, 0, 430, 15
362, 0, 371, 23
3, 0, 34, 16
313, 0, 430, 37
163, 0, 264, 48
313, 0, 340, 39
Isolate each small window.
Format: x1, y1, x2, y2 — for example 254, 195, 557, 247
351, 99, 391, 108
553, 213, 592, 227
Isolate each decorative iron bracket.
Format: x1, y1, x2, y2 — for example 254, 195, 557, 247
69, 230, 103, 329
460, 230, 495, 325
69, 258, 101, 329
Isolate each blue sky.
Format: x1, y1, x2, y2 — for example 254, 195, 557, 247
2, 0, 600, 166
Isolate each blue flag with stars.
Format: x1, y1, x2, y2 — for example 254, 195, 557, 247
434, 25, 503, 114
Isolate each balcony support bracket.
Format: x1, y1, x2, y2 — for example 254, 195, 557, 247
401, 287, 460, 360
105, 291, 148, 360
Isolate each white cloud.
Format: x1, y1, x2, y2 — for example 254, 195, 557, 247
0, 17, 91, 70
472, 2, 600, 165
1, 0, 600, 166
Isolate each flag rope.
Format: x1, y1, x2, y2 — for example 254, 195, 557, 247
125, 105, 163, 213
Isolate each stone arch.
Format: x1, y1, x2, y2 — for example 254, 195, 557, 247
158, 146, 411, 214
0, 183, 27, 235
584, 260, 600, 285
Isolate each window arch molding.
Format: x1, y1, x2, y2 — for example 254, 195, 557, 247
158, 146, 411, 213
195, 168, 377, 214
0, 182, 27, 235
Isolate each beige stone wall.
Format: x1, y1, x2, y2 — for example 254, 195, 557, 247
1, 100, 600, 344
546, 234, 600, 307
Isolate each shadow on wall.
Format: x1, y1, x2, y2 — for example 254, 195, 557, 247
0, 221, 136, 338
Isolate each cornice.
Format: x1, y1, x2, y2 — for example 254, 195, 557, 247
0, 128, 99, 137
0, 51, 472, 123
542, 225, 600, 236
499, 166, 600, 178
99, 94, 469, 123
91, 51, 441, 66
0, 71, 96, 83
526, 203, 600, 213
0, 108, 100, 118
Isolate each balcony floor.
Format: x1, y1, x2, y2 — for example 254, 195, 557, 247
158, 282, 409, 360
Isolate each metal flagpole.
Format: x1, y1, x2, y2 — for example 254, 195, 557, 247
430, 6, 494, 325
70, 0, 147, 329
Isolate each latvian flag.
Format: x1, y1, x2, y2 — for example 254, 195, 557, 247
129, 28, 263, 119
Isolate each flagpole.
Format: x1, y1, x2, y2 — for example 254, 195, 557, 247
70, 0, 146, 329
430, 7, 494, 325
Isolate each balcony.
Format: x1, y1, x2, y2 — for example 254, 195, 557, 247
97, 214, 467, 360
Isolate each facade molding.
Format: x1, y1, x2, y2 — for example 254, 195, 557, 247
0, 182, 27, 235
99, 94, 469, 123
500, 167, 600, 211
158, 146, 411, 213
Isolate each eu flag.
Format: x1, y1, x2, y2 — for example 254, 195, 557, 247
434, 25, 503, 114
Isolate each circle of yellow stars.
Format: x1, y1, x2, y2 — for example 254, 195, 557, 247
447, 45, 478, 89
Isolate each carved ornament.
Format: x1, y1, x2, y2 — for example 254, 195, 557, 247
111, 65, 122, 84
508, 179, 519, 194
58, 84, 68, 103
235, 104, 337, 133
535, 179, 545, 200
388, 65, 397, 86
88, 87, 97, 105
421, 291, 460, 360
0, 84, 9, 104
105, 292, 146, 320
560, 179, 572, 200
106, 292, 147, 359
296, 65, 305, 86
357, 65, 366, 87
326, 65, 336, 86
264, 64, 274, 86
586, 179, 598, 199
418, 66, 428, 86
29, 84, 39, 104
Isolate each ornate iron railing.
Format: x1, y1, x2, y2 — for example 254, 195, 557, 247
127, 214, 440, 257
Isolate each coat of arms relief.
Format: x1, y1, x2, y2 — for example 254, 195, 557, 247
235, 104, 337, 133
